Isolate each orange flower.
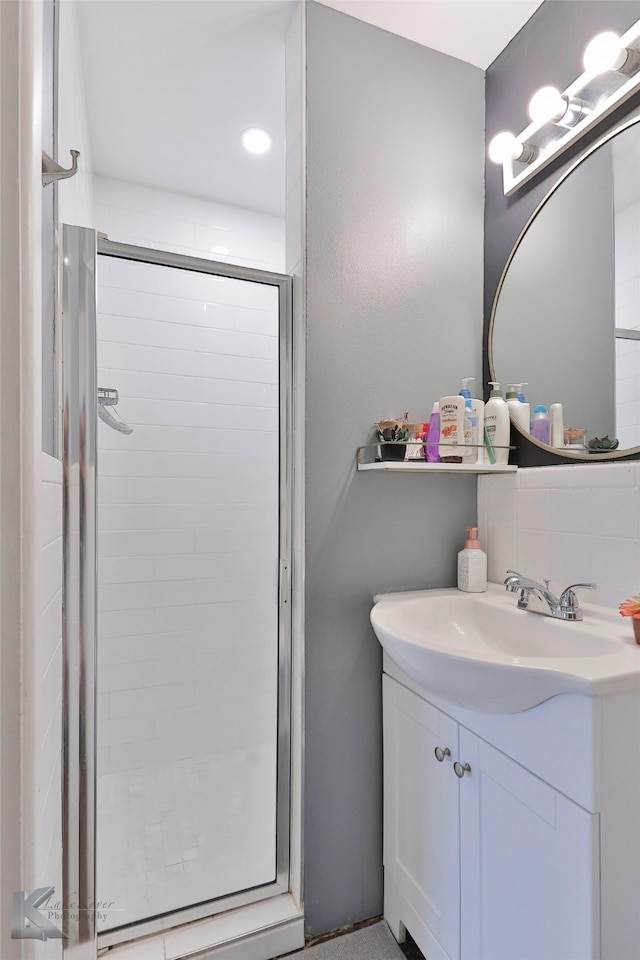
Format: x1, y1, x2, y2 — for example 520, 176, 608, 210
619, 595, 640, 617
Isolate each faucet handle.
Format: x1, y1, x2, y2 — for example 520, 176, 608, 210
559, 582, 597, 614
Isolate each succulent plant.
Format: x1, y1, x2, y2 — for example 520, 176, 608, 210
620, 595, 640, 617
587, 436, 619, 451
377, 425, 411, 443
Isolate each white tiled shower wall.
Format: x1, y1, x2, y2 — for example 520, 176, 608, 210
96, 265, 280, 780
94, 176, 285, 272
479, 463, 640, 610
93, 174, 285, 779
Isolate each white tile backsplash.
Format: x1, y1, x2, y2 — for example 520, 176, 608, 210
480, 462, 640, 609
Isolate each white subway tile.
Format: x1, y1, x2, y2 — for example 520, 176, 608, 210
516, 488, 550, 531
549, 487, 592, 534
108, 682, 196, 719
548, 533, 594, 584
590, 536, 639, 601
94, 176, 156, 214
589, 486, 639, 538
515, 529, 551, 582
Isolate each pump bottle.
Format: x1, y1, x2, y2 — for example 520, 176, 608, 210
484, 382, 510, 465
457, 527, 487, 593
505, 383, 530, 435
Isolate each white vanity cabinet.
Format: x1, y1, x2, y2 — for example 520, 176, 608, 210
383, 667, 640, 960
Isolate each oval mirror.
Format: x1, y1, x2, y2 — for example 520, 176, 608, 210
489, 115, 640, 460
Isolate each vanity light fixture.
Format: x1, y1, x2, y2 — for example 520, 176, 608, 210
490, 16, 640, 194
487, 131, 537, 165
583, 31, 640, 76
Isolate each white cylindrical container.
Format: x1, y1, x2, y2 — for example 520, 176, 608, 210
549, 402, 564, 448
457, 527, 487, 593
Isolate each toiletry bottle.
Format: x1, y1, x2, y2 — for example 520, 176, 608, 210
457, 527, 487, 593
459, 377, 475, 401
438, 394, 465, 463
460, 378, 485, 464
484, 382, 510, 465
421, 421, 429, 460
462, 398, 478, 463
549, 402, 564, 448
531, 404, 550, 444
506, 383, 530, 434
426, 402, 441, 463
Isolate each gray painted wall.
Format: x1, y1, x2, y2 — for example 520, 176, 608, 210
304, 2, 485, 936
484, 0, 640, 459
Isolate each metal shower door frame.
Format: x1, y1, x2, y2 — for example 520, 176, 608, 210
62, 228, 294, 956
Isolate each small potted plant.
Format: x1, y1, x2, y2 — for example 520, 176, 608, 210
587, 436, 619, 454
619, 594, 640, 644
376, 421, 411, 461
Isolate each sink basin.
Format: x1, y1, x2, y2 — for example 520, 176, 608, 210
370, 584, 640, 713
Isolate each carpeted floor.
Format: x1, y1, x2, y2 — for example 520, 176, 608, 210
281, 920, 408, 959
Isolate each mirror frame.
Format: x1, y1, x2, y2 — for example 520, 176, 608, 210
488, 113, 640, 466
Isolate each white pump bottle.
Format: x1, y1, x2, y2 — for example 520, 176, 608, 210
484, 382, 510, 465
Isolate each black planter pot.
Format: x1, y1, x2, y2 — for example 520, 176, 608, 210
380, 443, 406, 462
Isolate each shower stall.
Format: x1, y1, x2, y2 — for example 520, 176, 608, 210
62, 226, 293, 953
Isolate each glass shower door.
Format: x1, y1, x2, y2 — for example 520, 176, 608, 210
93, 246, 290, 935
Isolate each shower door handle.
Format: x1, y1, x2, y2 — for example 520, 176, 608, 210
279, 558, 291, 609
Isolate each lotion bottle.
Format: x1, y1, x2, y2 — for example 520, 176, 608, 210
484, 382, 510, 465
462, 399, 478, 463
438, 394, 465, 463
506, 383, 530, 435
457, 527, 487, 593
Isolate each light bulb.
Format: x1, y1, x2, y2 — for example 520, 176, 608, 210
241, 128, 272, 154
528, 86, 569, 124
487, 131, 520, 164
583, 31, 627, 74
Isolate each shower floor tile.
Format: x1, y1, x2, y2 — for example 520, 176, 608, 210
96, 745, 276, 931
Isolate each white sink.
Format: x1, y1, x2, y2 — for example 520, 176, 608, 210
370, 584, 640, 713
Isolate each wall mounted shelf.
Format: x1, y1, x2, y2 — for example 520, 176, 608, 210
357, 461, 517, 475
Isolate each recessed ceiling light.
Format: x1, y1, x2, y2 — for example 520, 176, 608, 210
242, 128, 272, 154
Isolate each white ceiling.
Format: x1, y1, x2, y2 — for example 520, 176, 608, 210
75, 0, 544, 217
315, 0, 544, 70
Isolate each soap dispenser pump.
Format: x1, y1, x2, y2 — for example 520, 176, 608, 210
459, 377, 475, 400
457, 527, 487, 593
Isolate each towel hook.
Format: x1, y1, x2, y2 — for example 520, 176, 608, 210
42, 149, 80, 187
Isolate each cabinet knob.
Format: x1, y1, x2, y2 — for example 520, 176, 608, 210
454, 761, 471, 778
434, 746, 451, 762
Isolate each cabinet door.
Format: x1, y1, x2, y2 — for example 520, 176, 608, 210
459, 728, 600, 960
383, 676, 460, 960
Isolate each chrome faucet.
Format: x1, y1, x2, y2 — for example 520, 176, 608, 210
503, 570, 596, 621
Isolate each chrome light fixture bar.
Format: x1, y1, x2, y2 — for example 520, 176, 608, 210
489, 17, 640, 195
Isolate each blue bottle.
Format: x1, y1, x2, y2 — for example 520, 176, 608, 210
531, 404, 550, 444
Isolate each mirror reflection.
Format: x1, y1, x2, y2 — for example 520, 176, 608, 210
490, 117, 640, 455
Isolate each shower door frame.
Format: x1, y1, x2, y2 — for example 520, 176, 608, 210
63, 229, 294, 955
